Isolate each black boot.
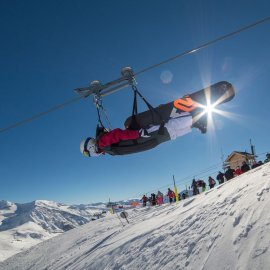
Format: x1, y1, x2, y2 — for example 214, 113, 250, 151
192, 114, 207, 134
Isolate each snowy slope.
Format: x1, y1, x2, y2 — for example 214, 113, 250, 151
1, 164, 270, 270
0, 200, 107, 262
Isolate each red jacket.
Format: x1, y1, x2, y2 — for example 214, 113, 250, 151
234, 168, 242, 176
167, 190, 175, 198
98, 128, 140, 148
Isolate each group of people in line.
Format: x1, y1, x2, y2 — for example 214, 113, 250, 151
190, 160, 264, 196
141, 188, 176, 207
191, 176, 216, 196
141, 157, 268, 206
224, 160, 263, 180
223, 160, 250, 181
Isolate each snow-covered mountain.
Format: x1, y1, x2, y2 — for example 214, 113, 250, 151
0, 200, 108, 262
1, 163, 270, 270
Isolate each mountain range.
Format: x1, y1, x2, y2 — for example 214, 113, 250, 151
0, 199, 108, 261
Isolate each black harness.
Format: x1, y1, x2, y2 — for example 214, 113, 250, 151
94, 76, 168, 156
99, 129, 170, 156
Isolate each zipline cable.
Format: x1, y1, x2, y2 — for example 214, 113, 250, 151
134, 16, 270, 76
0, 96, 82, 133
1, 16, 270, 134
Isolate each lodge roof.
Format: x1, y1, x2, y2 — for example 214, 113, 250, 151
225, 151, 256, 162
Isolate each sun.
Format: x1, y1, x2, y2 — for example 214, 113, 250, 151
195, 100, 218, 120
203, 103, 216, 115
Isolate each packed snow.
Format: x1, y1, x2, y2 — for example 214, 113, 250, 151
1, 163, 270, 270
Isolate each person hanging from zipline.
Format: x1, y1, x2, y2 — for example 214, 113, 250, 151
78, 70, 235, 157
80, 113, 206, 157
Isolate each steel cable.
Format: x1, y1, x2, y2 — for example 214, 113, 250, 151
1, 16, 270, 133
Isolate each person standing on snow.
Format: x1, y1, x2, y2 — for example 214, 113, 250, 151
234, 166, 242, 176
167, 188, 175, 204
241, 161, 250, 173
201, 181, 206, 192
196, 180, 206, 192
141, 195, 148, 207
151, 193, 157, 206
156, 191, 164, 206
251, 161, 259, 169
264, 153, 270, 163
225, 166, 235, 181
191, 179, 199, 195
216, 171, 225, 184
208, 176, 216, 189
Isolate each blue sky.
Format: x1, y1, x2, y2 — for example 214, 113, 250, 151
1, 0, 270, 204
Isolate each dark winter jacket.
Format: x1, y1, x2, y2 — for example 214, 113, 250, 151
208, 177, 216, 187
191, 180, 197, 189
241, 163, 250, 173
225, 168, 235, 180
151, 193, 156, 202
216, 172, 225, 184
191, 180, 199, 195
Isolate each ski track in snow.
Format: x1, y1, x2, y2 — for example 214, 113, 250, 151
1, 163, 270, 270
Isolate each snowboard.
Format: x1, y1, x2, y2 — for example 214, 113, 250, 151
124, 81, 235, 128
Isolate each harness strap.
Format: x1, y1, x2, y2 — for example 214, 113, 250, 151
94, 94, 112, 131
130, 83, 165, 133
